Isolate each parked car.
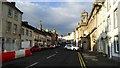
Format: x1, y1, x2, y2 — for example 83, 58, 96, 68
64, 44, 79, 51
47, 45, 53, 49
30, 46, 42, 52
44, 45, 48, 49
56, 44, 60, 47
52, 45, 56, 48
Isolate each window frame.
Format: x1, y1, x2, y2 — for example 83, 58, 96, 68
14, 10, 18, 21
114, 35, 119, 53
29, 31, 32, 37
13, 24, 17, 34
107, 16, 111, 31
6, 22, 12, 33
114, 8, 118, 29
107, 0, 111, 11
21, 28, 24, 35
8, 8, 13, 17
113, 0, 117, 4
26, 29, 29, 36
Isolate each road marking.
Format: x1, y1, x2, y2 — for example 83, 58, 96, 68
55, 51, 58, 53
25, 62, 38, 68
46, 54, 56, 59
77, 52, 83, 68
77, 52, 86, 68
79, 52, 86, 68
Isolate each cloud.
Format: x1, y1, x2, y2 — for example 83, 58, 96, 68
15, 2, 93, 35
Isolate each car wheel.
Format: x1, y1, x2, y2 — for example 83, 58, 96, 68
73, 48, 76, 51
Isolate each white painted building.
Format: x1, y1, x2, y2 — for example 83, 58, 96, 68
62, 32, 74, 40
97, 0, 120, 60
97, 1, 108, 55
118, 1, 120, 58
58, 32, 75, 44
106, 0, 120, 59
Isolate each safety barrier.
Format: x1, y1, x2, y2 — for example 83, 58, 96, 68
2, 51, 15, 62
15, 49, 25, 59
25, 49, 32, 56
1, 49, 32, 62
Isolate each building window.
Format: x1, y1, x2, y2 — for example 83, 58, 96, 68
113, 0, 117, 4
29, 31, 32, 37
6, 22, 11, 32
26, 29, 28, 36
14, 11, 18, 20
26, 39, 28, 41
114, 8, 118, 29
21, 28, 24, 35
13, 24, 17, 34
12, 39, 15, 44
107, 0, 111, 11
6, 38, 11, 43
107, 16, 111, 31
8, 8, 13, 17
114, 35, 119, 53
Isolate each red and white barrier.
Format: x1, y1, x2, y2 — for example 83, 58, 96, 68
1, 49, 32, 62
25, 49, 32, 56
2, 51, 15, 62
15, 49, 25, 59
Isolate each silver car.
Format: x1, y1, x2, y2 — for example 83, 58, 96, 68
64, 44, 79, 51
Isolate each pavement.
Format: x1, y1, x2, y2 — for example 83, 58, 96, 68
81, 51, 120, 68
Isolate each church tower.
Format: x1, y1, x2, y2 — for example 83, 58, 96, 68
80, 10, 88, 25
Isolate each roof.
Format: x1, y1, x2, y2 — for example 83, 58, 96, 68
22, 21, 35, 30
22, 21, 52, 36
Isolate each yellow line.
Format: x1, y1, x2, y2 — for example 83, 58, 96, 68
79, 52, 86, 68
77, 52, 83, 68
77, 52, 86, 68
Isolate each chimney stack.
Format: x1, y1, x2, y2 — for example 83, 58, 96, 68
11, 2, 15, 6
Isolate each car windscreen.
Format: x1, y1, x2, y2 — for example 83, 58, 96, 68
67, 45, 72, 47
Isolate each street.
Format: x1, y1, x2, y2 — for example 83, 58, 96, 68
2, 45, 81, 68
2, 44, 119, 68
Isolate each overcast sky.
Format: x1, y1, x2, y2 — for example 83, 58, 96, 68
7, 0, 94, 35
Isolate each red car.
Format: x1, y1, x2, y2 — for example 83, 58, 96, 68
47, 45, 53, 49
30, 46, 42, 52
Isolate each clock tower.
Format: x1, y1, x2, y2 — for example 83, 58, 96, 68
81, 10, 88, 25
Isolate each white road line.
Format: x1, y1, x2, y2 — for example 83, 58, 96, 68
55, 51, 58, 53
46, 54, 56, 59
25, 62, 38, 68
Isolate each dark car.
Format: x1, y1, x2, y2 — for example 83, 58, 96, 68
30, 45, 42, 52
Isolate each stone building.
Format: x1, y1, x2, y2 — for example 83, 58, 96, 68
21, 21, 34, 48
0, 2, 23, 52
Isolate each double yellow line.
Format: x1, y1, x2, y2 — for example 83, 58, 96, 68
77, 52, 86, 68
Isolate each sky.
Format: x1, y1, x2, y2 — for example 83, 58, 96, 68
7, 0, 95, 35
